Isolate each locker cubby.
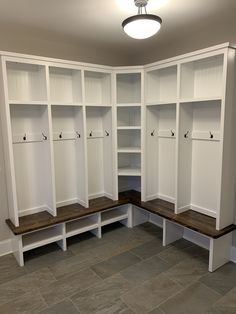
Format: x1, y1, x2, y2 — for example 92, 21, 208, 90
49, 67, 82, 104
22, 225, 63, 252
84, 71, 111, 106
117, 129, 141, 151
146, 65, 177, 104
177, 100, 222, 217
10, 104, 55, 217
116, 73, 141, 104
86, 106, 113, 200
66, 214, 99, 238
51, 105, 87, 207
6, 61, 47, 102
101, 207, 129, 226
117, 106, 141, 127
180, 54, 224, 100
118, 176, 141, 193
118, 153, 141, 176
145, 104, 176, 203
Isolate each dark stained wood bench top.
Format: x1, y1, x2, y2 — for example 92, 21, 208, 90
6, 190, 236, 238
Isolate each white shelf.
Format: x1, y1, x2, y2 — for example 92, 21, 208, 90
179, 97, 222, 104
22, 226, 63, 252
117, 126, 141, 130
117, 147, 141, 153
9, 100, 48, 106
116, 103, 141, 107
118, 167, 141, 176
66, 217, 99, 238
85, 103, 112, 107
146, 100, 176, 106
101, 208, 128, 226
51, 102, 83, 107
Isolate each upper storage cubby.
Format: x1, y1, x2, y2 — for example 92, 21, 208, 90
49, 67, 82, 105
116, 73, 141, 104
146, 66, 177, 104
84, 71, 111, 106
117, 106, 141, 128
180, 54, 224, 100
6, 61, 47, 103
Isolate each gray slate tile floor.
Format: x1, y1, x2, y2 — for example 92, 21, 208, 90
0, 222, 236, 313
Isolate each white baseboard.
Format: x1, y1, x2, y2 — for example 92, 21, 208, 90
190, 204, 216, 218
146, 194, 175, 203
0, 239, 12, 257
177, 204, 216, 218
89, 192, 105, 200
104, 192, 113, 199
77, 198, 88, 208
157, 194, 175, 203
57, 198, 78, 207
19, 205, 47, 217
230, 246, 236, 263
176, 205, 190, 213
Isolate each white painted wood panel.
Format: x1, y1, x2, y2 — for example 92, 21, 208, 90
6, 62, 47, 102
49, 67, 82, 104
146, 65, 177, 103
116, 73, 141, 104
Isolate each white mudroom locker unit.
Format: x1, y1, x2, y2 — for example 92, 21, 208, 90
0, 42, 236, 270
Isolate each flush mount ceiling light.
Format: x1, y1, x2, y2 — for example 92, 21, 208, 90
122, 0, 162, 39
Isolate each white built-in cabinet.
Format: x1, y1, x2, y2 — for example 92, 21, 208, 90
0, 58, 116, 227
0, 43, 236, 234
145, 47, 236, 230
114, 70, 144, 198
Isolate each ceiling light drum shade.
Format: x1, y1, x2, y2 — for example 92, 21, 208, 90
122, 14, 162, 39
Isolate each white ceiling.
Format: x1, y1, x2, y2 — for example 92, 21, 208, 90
0, 0, 236, 63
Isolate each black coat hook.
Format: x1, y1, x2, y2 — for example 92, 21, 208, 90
210, 131, 214, 139
23, 134, 26, 141
184, 131, 189, 138
151, 130, 155, 136
171, 130, 175, 137
76, 131, 81, 138
89, 131, 93, 137
59, 132, 62, 139
105, 130, 109, 136
42, 133, 47, 140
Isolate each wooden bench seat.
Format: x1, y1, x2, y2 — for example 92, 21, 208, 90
6, 190, 235, 238
6, 190, 236, 271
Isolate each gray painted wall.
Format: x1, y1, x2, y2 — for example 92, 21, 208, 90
129, 13, 236, 65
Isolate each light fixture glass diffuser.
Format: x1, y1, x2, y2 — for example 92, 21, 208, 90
122, 14, 162, 39
122, 0, 162, 39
